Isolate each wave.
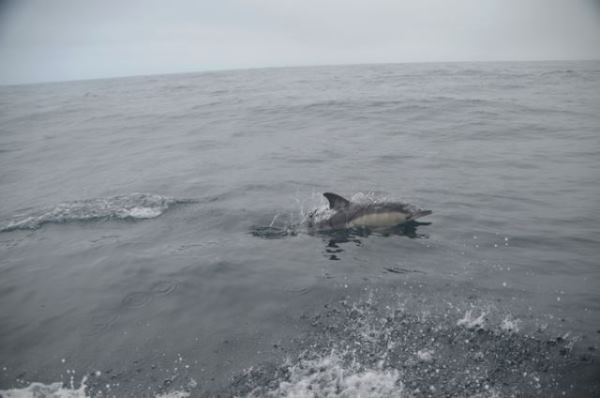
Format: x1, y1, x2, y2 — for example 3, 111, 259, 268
0, 193, 192, 232
1, 293, 596, 397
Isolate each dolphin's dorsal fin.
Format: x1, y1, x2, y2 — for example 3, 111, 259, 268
323, 192, 350, 210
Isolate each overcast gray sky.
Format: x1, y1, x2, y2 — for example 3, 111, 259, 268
1, 0, 599, 84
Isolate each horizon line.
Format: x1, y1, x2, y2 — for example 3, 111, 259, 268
1, 57, 598, 88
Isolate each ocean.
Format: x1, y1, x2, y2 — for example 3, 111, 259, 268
0, 61, 599, 397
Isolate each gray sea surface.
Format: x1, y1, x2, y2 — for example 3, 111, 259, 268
0, 61, 599, 397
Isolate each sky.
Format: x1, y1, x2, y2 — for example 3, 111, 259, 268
0, 0, 599, 84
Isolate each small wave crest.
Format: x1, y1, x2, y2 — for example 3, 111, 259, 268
1, 193, 192, 232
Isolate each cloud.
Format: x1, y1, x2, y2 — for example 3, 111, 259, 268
0, 0, 599, 84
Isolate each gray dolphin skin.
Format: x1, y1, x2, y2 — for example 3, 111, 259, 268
308, 192, 432, 230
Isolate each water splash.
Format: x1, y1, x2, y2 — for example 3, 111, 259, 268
500, 315, 522, 333
457, 309, 487, 330
226, 293, 589, 397
245, 352, 405, 398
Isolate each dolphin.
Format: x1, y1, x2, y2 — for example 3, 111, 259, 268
307, 192, 432, 231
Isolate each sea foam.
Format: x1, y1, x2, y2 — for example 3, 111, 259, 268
1, 193, 191, 232
245, 352, 405, 398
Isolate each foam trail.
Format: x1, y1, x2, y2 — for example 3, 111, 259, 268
1, 193, 192, 232
154, 391, 190, 398
0, 377, 88, 398
0, 379, 191, 398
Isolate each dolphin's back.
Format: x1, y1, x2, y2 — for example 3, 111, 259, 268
310, 192, 431, 230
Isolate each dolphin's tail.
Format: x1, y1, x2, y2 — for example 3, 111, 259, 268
412, 209, 432, 219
